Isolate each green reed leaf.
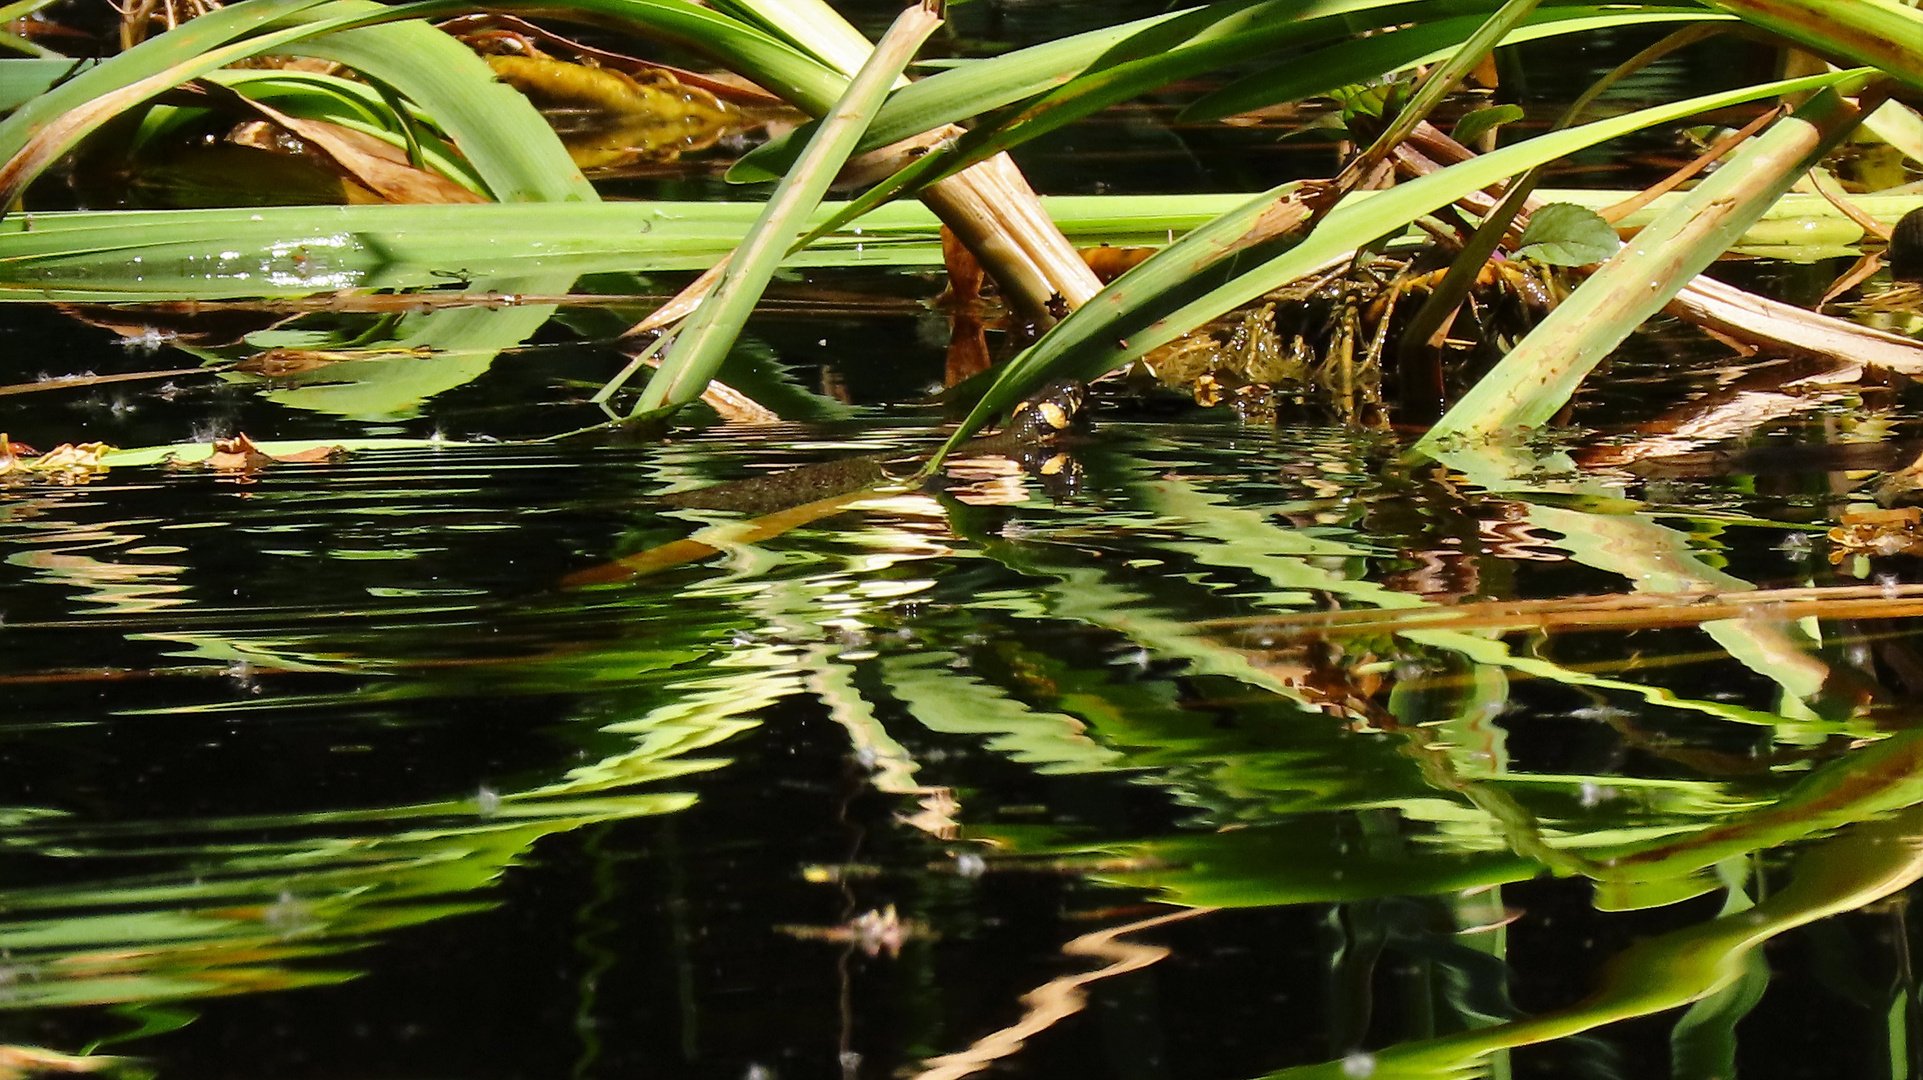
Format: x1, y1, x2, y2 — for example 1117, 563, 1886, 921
931, 67, 1874, 468
1181, 7, 1718, 124
1418, 83, 1876, 447
1451, 103, 1526, 145
628, 1, 943, 417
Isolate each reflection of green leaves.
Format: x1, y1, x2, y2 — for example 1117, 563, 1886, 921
1669, 862, 1769, 1080
1514, 201, 1621, 265
1265, 804, 1923, 1080
1096, 821, 1540, 908
882, 652, 1124, 774
253, 273, 575, 420
924, 434, 1923, 922
0, 800, 690, 1009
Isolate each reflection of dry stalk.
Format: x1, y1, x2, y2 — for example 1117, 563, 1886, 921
937, 226, 993, 386
1198, 582, 1923, 640
912, 906, 1215, 1080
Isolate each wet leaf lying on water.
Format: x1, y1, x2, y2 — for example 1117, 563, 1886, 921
0, 435, 112, 482
1826, 505, 1923, 563
97, 435, 467, 468
0, 1044, 130, 1077
4, 433, 361, 480
189, 433, 343, 472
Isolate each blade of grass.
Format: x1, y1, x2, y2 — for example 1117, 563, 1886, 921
0, 0, 337, 207
789, 4, 1703, 255
1397, 23, 1731, 378
416, 0, 849, 112
1188, 10, 1720, 124
740, 1, 1702, 184
727, 3, 1189, 182
1339, 0, 1545, 186
0, 0, 840, 210
263, 3, 592, 203
201, 69, 487, 193
0, 57, 82, 111
561, 0, 1095, 315
1706, 0, 1923, 95
706, 0, 888, 78
627, 0, 943, 417
0, 0, 586, 209
1415, 83, 1882, 450
1, 188, 1911, 302
927, 67, 1876, 469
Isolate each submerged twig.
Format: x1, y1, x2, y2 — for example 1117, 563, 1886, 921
0, 365, 218, 396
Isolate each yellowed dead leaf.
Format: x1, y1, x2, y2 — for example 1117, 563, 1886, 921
0, 435, 114, 483
1827, 506, 1923, 563
0, 1044, 125, 1077
190, 433, 342, 472
235, 96, 488, 204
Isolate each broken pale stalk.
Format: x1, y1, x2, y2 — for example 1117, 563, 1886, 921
630, 0, 942, 417
620, 256, 729, 340
1663, 274, 1923, 371
1416, 82, 1880, 450
732, 0, 1098, 320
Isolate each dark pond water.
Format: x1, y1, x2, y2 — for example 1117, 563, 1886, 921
3, 4, 1923, 1080
8, 297, 1923, 1080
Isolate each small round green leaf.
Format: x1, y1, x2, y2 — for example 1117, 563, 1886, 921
1516, 201, 1622, 266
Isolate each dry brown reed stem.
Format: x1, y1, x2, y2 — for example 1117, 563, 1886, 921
1806, 167, 1894, 242
624, 257, 727, 337
0, 367, 214, 396
1598, 105, 1783, 223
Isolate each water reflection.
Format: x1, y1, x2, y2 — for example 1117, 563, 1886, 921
5, 411, 1923, 1076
